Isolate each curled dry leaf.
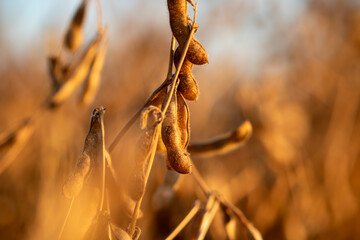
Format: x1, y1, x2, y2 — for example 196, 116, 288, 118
50, 34, 102, 107
161, 91, 192, 174
64, 0, 88, 53
174, 47, 199, 101
187, 120, 253, 156
81, 35, 109, 105
167, 0, 208, 65
62, 106, 106, 199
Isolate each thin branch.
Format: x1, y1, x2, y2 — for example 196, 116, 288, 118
58, 197, 75, 240
99, 109, 106, 211
191, 162, 262, 240
165, 200, 201, 240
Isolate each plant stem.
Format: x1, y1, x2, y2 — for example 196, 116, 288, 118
165, 200, 201, 240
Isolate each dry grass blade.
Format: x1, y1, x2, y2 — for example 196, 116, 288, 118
165, 200, 201, 240
50, 34, 102, 107
57, 198, 75, 240
0, 119, 34, 174
64, 0, 88, 52
188, 120, 253, 155
81, 34, 109, 105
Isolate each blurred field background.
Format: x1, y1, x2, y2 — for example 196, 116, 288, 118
1, 0, 360, 239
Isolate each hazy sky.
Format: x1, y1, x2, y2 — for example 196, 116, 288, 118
0, 0, 305, 74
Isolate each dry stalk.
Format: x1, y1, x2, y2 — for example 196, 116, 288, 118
194, 194, 220, 240
165, 200, 201, 240
126, 7, 199, 234
57, 197, 75, 240
191, 164, 263, 240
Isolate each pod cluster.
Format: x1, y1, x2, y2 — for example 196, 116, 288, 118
48, 0, 108, 107
167, 0, 209, 101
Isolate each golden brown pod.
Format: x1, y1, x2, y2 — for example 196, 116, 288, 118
62, 106, 105, 199
81, 37, 109, 105
187, 120, 253, 156
176, 92, 190, 148
174, 47, 199, 101
127, 107, 160, 201
50, 35, 102, 107
62, 153, 91, 199
167, 0, 208, 65
161, 91, 192, 174
64, 0, 87, 52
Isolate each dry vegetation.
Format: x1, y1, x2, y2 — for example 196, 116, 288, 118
1, 0, 360, 239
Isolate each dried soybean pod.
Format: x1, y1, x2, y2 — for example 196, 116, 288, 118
47, 56, 63, 90
177, 92, 190, 148
50, 35, 102, 107
127, 108, 159, 201
84, 107, 106, 167
62, 153, 91, 199
62, 107, 105, 199
64, 0, 88, 52
167, 0, 208, 65
187, 38, 209, 66
167, 0, 189, 43
187, 121, 253, 156
161, 91, 192, 174
174, 47, 199, 101
81, 37, 109, 105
